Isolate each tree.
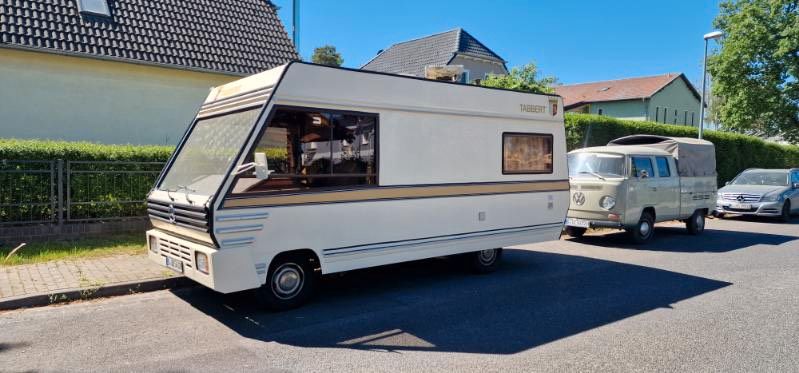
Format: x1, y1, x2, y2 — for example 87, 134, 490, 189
708, 0, 799, 142
479, 62, 557, 94
311, 45, 343, 67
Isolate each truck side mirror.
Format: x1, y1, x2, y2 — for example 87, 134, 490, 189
254, 152, 272, 180
793, 182, 799, 189
638, 169, 649, 179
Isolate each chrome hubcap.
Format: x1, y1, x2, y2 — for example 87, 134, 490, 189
272, 263, 304, 300
640, 221, 651, 236
478, 249, 497, 265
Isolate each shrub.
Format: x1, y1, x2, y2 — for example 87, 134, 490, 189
565, 113, 799, 183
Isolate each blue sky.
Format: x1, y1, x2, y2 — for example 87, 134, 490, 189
273, 0, 722, 86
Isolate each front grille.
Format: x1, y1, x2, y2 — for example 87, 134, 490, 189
721, 193, 762, 203
147, 200, 209, 232
157, 237, 193, 269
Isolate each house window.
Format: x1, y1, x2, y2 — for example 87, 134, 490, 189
502, 133, 553, 174
656, 157, 671, 177
684, 111, 688, 125
460, 70, 471, 84
655, 107, 660, 122
662, 107, 668, 123
674, 109, 678, 124
597, 109, 603, 116
230, 107, 377, 195
691, 112, 695, 126
77, 0, 111, 16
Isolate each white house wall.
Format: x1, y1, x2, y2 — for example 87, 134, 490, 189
0, 48, 236, 145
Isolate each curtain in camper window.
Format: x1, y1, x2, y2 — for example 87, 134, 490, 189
502, 133, 553, 174
230, 108, 377, 195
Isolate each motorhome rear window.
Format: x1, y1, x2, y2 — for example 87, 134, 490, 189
502, 133, 553, 174
230, 107, 377, 195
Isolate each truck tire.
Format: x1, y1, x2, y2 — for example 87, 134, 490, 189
255, 253, 318, 311
780, 201, 792, 222
565, 226, 587, 238
464, 248, 503, 274
686, 210, 706, 235
627, 211, 655, 244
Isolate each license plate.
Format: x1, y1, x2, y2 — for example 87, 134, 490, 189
730, 203, 752, 210
164, 256, 184, 273
566, 218, 590, 228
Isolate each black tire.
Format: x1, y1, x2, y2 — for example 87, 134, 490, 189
686, 210, 706, 235
464, 248, 503, 274
565, 226, 587, 238
627, 211, 655, 244
780, 201, 792, 223
255, 253, 318, 311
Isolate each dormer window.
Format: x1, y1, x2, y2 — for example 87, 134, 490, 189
77, 0, 111, 17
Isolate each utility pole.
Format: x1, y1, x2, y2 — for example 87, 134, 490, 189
292, 0, 300, 53
699, 31, 723, 139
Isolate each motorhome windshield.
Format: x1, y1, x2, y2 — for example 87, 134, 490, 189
731, 170, 789, 186
159, 108, 261, 196
568, 152, 625, 179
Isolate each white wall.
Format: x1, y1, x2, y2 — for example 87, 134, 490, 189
0, 48, 237, 145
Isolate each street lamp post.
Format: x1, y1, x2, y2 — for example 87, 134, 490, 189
699, 31, 723, 139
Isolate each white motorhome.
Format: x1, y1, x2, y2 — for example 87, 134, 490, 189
146, 62, 569, 309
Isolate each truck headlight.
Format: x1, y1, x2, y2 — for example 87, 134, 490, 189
195, 252, 209, 274
149, 236, 159, 253
761, 193, 781, 202
599, 195, 616, 210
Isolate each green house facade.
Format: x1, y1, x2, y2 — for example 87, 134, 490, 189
554, 73, 702, 126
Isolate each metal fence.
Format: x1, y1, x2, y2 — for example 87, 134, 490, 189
0, 160, 164, 226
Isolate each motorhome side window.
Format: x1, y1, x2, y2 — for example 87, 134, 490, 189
231, 107, 377, 194
502, 133, 553, 174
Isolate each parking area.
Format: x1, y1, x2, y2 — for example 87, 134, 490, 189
2, 216, 799, 372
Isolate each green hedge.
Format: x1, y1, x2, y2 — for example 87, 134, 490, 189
0, 139, 174, 224
565, 113, 799, 184
0, 139, 173, 162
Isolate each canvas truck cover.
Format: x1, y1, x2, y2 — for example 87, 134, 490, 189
608, 135, 717, 177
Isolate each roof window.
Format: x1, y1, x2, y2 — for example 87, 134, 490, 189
77, 0, 111, 17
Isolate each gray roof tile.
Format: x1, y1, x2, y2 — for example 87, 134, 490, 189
0, 0, 299, 75
361, 28, 505, 77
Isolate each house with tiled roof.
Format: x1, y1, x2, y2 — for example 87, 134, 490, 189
554, 73, 702, 126
361, 28, 507, 84
0, 0, 298, 144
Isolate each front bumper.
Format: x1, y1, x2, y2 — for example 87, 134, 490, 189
146, 229, 262, 293
566, 214, 624, 229
716, 200, 784, 216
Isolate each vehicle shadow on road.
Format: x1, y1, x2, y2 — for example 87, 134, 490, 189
570, 222, 798, 253
173, 249, 730, 354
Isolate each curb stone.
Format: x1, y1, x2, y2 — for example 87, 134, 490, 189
0, 277, 194, 311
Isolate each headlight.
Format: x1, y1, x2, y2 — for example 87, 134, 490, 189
599, 195, 616, 210
195, 252, 209, 274
761, 193, 782, 202
149, 236, 159, 253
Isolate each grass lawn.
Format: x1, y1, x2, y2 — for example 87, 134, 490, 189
0, 234, 146, 266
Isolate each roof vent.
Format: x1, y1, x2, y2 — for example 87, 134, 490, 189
598, 87, 611, 92
376, 49, 383, 55
77, 0, 111, 17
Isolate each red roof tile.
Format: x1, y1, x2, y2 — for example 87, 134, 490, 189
554, 73, 698, 109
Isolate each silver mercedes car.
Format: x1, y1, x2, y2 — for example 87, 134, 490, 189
716, 168, 799, 221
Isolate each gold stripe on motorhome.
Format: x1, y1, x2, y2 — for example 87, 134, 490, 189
223, 180, 570, 208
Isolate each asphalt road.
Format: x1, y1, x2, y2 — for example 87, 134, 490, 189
2, 216, 799, 372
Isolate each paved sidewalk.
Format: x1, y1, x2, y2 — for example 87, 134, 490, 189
1, 254, 184, 308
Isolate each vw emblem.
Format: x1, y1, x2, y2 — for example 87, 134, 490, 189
736, 195, 745, 202
167, 204, 176, 224
573, 192, 586, 206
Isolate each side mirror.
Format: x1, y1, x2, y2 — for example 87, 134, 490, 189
233, 152, 273, 180
253, 152, 272, 180
638, 170, 649, 179
793, 182, 799, 189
